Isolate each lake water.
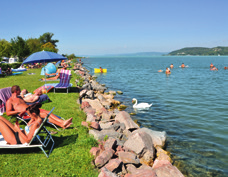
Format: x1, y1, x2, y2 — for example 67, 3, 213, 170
83, 56, 228, 177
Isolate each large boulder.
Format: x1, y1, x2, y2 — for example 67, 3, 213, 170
89, 129, 122, 141
135, 128, 167, 148
118, 151, 140, 165
123, 131, 155, 158
104, 158, 123, 173
83, 99, 104, 112
98, 167, 118, 177
152, 159, 184, 177
90, 80, 107, 92
95, 148, 114, 168
115, 111, 139, 131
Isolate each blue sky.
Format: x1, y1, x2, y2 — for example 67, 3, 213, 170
0, 0, 227, 56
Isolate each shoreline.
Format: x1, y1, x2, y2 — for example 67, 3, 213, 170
74, 63, 185, 176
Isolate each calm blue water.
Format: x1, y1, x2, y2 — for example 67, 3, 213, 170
83, 56, 228, 177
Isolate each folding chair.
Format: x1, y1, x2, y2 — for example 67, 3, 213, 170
0, 107, 55, 158
15, 111, 64, 131
54, 69, 72, 94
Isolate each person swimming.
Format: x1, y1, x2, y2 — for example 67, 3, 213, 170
181, 63, 185, 68
99, 67, 103, 73
170, 64, 174, 69
165, 68, 171, 74
210, 66, 218, 71
210, 63, 214, 68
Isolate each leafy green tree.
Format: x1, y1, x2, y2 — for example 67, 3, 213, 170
41, 42, 58, 53
39, 32, 59, 47
26, 38, 42, 54
0, 39, 12, 58
11, 36, 30, 62
67, 53, 76, 59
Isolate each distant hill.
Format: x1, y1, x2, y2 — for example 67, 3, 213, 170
168, 46, 228, 56
103, 52, 168, 57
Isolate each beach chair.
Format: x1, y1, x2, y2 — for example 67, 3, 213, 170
53, 69, 72, 94
0, 87, 11, 115
0, 87, 60, 130
0, 87, 51, 115
15, 110, 63, 131
0, 107, 55, 158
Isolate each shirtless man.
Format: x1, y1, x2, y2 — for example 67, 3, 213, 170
170, 64, 174, 69
6, 85, 72, 129
181, 63, 185, 68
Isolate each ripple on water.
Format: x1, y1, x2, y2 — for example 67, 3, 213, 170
85, 56, 228, 177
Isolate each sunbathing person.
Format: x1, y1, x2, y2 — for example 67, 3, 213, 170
6, 85, 72, 129
0, 103, 43, 144
41, 64, 67, 81
22, 89, 42, 103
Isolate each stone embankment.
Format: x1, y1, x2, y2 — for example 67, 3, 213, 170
74, 65, 184, 177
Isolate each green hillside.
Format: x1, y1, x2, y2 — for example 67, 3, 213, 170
168, 46, 228, 56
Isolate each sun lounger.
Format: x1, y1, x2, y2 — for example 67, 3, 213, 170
54, 69, 72, 94
0, 87, 51, 115
0, 107, 55, 158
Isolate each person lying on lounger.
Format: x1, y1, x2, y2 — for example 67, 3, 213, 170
6, 85, 72, 129
21, 89, 43, 103
0, 103, 43, 144
41, 64, 67, 81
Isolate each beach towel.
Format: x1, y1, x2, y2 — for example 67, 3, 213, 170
0, 87, 12, 114
54, 69, 72, 93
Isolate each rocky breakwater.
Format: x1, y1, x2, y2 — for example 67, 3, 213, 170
75, 66, 184, 177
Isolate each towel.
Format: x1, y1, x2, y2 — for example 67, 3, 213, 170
0, 87, 12, 114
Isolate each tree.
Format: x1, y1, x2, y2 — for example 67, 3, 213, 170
39, 32, 59, 47
26, 38, 42, 54
0, 39, 12, 58
67, 53, 76, 59
11, 36, 30, 62
41, 42, 58, 53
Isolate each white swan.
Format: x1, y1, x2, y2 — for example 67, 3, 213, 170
132, 98, 152, 109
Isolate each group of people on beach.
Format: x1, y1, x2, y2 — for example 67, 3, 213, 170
0, 85, 73, 145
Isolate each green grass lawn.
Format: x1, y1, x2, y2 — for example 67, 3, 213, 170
0, 68, 99, 176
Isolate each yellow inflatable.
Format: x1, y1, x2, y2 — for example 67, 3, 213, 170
94, 68, 107, 73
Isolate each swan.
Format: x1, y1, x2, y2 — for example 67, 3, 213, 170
132, 98, 152, 109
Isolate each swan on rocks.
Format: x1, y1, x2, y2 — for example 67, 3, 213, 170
132, 98, 152, 109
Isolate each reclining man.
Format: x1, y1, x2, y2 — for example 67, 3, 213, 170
6, 85, 72, 129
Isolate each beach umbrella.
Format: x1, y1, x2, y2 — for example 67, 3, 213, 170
22, 51, 67, 87
23, 51, 67, 64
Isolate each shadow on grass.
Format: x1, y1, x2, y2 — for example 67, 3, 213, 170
0, 134, 78, 156
53, 134, 78, 148
48, 87, 80, 94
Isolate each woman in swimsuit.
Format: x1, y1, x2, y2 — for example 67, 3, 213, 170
0, 103, 43, 145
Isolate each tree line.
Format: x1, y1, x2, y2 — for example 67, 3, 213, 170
0, 32, 76, 62
168, 46, 228, 56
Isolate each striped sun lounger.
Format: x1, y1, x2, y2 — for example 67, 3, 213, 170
54, 69, 72, 94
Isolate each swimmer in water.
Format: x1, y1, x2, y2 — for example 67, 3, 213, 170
210, 63, 214, 68
170, 64, 174, 69
158, 70, 163, 72
210, 66, 218, 71
165, 68, 171, 74
181, 63, 185, 68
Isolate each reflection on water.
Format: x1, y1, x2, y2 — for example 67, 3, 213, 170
84, 56, 228, 177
